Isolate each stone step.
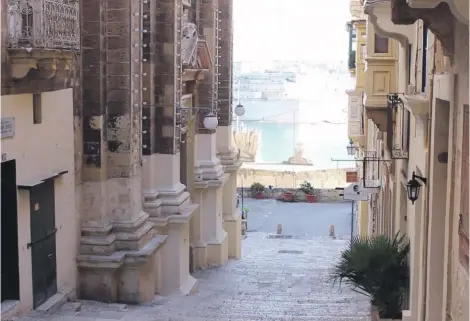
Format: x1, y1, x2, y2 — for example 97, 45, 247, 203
174, 312, 370, 319
157, 316, 370, 321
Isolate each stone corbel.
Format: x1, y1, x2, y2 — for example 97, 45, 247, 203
10, 57, 38, 79
364, 0, 414, 47
391, 0, 455, 56
407, 0, 468, 25
398, 94, 430, 117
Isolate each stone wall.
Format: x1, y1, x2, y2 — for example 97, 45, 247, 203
236, 188, 346, 203
237, 168, 349, 189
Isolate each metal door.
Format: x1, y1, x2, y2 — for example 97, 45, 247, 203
1, 160, 20, 301
29, 179, 57, 308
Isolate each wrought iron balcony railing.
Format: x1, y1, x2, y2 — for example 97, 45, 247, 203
7, 0, 79, 50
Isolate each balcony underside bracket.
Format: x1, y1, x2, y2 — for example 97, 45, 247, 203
391, 0, 455, 56
365, 1, 414, 47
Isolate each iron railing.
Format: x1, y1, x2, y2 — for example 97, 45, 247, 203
7, 0, 79, 50
387, 94, 410, 159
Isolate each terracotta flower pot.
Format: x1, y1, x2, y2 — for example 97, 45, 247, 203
282, 192, 293, 202
255, 192, 264, 199
305, 194, 317, 203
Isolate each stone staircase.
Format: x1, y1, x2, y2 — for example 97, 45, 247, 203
12, 233, 371, 321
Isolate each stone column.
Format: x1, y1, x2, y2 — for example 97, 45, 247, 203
193, 0, 229, 267
217, 0, 241, 259
141, 0, 198, 295
77, 0, 165, 303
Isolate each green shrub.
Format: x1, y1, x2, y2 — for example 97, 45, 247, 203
299, 181, 314, 195
250, 182, 265, 194
330, 233, 410, 319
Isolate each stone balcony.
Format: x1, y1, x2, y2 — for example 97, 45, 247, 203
2, 0, 80, 95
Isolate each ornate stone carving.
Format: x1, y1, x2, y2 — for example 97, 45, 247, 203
181, 23, 198, 67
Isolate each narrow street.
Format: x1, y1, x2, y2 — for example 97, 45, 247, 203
15, 202, 370, 321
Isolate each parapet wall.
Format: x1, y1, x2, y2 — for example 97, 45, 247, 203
237, 167, 349, 189
236, 187, 346, 202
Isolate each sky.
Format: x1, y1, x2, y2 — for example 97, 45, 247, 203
233, 0, 351, 63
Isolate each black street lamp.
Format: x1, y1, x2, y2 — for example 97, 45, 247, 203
406, 171, 427, 204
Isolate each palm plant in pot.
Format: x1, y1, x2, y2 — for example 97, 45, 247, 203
250, 182, 265, 199
330, 233, 410, 320
299, 181, 316, 203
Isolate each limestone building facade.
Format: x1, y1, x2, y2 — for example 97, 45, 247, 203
1, 0, 241, 317
346, 0, 469, 320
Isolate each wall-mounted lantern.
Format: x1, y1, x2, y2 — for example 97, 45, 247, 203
203, 112, 218, 130
406, 171, 427, 204
346, 139, 357, 156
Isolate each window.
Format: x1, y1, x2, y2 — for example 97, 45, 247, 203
374, 34, 389, 54
33, 93, 42, 124
421, 25, 428, 93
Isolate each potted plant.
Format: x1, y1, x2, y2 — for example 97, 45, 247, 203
282, 190, 294, 202
250, 182, 265, 199
299, 181, 316, 203
330, 233, 410, 320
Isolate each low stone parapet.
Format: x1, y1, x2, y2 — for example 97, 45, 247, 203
236, 187, 346, 203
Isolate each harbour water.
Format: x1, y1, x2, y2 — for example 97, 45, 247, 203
233, 67, 355, 170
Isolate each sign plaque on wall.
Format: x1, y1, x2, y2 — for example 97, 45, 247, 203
346, 170, 358, 183
1, 117, 15, 139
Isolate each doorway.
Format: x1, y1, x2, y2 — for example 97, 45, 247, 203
29, 179, 57, 308
1, 160, 20, 302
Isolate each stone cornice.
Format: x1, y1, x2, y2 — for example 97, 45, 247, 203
408, 0, 468, 25
364, 0, 414, 47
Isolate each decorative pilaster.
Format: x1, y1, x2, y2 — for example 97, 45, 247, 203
77, 0, 165, 304
197, 0, 219, 135
217, 0, 242, 259
193, 0, 229, 267
141, 0, 198, 295
217, 0, 232, 126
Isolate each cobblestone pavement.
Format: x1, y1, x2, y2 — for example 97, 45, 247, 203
15, 231, 370, 321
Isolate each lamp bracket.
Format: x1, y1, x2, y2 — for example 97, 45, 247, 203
177, 106, 212, 111
412, 171, 427, 185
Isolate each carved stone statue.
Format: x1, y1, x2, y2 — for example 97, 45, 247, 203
283, 143, 312, 165
181, 23, 198, 67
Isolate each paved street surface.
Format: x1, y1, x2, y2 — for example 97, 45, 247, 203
15, 202, 369, 321
242, 199, 356, 239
